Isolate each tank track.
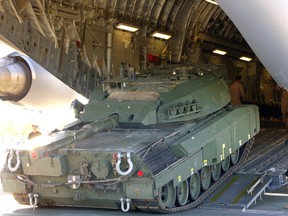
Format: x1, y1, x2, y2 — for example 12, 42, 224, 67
136, 138, 254, 213
13, 193, 30, 205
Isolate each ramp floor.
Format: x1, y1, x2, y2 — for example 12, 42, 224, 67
199, 128, 288, 211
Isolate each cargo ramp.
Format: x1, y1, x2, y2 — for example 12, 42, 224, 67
200, 128, 288, 212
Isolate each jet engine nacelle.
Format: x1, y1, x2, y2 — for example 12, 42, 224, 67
0, 52, 87, 111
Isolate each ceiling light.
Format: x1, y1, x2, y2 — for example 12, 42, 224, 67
239, 56, 252, 62
205, 0, 218, 5
152, 32, 172, 40
116, 23, 139, 32
212, 49, 227, 55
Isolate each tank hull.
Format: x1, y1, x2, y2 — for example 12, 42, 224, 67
1, 105, 260, 211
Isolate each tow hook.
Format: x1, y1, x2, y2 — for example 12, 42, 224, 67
120, 197, 131, 212
115, 152, 133, 176
7, 149, 21, 172
28, 193, 39, 210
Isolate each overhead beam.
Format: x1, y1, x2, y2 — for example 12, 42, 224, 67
199, 33, 253, 54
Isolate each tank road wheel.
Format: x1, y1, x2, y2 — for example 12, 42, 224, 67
200, 166, 211, 191
211, 163, 221, 181
176, 179, 189, 206
221, 155, 230, 172
231, 148, 240, 165
159, 181, 176, 208
189, 172, 201, 201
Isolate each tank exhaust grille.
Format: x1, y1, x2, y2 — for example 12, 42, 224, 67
137, 141, 179, 175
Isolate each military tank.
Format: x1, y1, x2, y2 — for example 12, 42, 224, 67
1, 64, 260, 213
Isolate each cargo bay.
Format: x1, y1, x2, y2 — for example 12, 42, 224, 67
0, 1, 287, 215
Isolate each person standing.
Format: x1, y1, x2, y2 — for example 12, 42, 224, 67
119, 62, 125, 79
229, 76, 246, 106
281, 88, 288, 127
128, 64, 135, 80
28, 125, 42, 140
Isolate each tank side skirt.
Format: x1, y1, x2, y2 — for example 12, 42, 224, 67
153, 105, 258, 189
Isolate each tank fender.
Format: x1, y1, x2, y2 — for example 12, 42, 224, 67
1, 172, 27, 193
154, 151, 202, 189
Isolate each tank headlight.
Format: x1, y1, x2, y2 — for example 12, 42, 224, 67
137, 170, 144, 177
30, 151, 38, 160
29, 150, 45, 160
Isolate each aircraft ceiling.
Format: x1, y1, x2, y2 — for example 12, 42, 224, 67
0, 0, 246, 47
0, 0, 251, 96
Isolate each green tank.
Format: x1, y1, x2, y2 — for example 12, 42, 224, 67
1, 64, 260, 213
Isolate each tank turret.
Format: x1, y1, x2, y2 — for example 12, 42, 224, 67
79, 64, 230, 126
1, 64, 260, 213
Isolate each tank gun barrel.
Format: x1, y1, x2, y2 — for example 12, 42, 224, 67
36, 115, 119, 152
